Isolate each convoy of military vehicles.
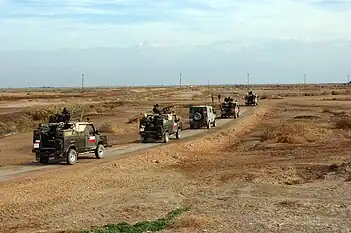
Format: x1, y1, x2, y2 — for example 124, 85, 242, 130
32, 90, 259, 165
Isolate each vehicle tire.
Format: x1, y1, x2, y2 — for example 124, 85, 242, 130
207, 122, 211, 129
95, 144, 105, 159
39, 156, 49, 164
163, 132, 169, 143
212, 120, 216, 127
193, 112, 202, 121
66, 148, 78, 165
140, 136, 147, 143
176, 128, 180, 139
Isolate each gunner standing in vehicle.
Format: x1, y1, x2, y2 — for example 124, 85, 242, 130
61, 107, 71, 123
152, 104, 161, 114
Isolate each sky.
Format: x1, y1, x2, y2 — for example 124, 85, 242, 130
0, 0, 350, 87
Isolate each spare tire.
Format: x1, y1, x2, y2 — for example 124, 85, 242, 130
193, 112, 202, 121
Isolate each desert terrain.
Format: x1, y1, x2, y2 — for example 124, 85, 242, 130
0, 84, 350, 233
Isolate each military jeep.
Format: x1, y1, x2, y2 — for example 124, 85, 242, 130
189, 105, 216, 129
220, 99, 240, 119
32, 122, 108, 165
139, 113, 182, 143
244, 91, 259, 106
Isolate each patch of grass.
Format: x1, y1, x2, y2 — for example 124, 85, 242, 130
98, 122, 119, 133
25, 104, 87, 122
331, 90, 339, 95
170, 215, 215, 229
79, 207, 190, 233
261, 120, 328, 144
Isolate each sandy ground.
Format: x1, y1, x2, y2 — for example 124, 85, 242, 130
0, 86, 350, 233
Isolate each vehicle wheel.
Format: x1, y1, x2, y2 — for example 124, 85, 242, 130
163, 132, 169, 143
176, 128, 180, 139
39, 156, 49, 164
95, 144, 105, 159
212, 120, 216, 127
207, 122, 211, 129
140, 136, 147, 143
66, 148, 77, 165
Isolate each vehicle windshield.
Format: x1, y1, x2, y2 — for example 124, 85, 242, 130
189, 107, 205, 114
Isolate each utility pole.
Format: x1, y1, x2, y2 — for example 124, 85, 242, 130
247, 73, 250, 90
81, 73, 84, 93
179, 73, 182, 89
206, 79, 210, 105
304, 73, 307, 85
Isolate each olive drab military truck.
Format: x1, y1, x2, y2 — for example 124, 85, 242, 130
32, 121, 108, 165
220, 97, 240, 119
244, 91, 259, 106
139, 112, 182, 143
189, 105, 216, 129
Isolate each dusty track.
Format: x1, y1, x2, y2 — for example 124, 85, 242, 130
0, 104, 266, 233
0, 108, 250, 182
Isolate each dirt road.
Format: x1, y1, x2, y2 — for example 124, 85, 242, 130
0, 108, 248, 182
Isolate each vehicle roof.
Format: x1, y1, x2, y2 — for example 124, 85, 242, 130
190, 105, 212, 108
47, 121, 91, 125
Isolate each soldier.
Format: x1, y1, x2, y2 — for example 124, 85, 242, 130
218, 94, 221, 102
234, 99, 239, 107
61, 107, 71, 123
211, 95, 214, 103
152, 104, 161, 114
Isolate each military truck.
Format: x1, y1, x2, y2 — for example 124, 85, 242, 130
244, 91, 259, 106
32, 121, 108, 165
139, 113, 182, 143
189, 105, 216, 129
220, 97, 240, 118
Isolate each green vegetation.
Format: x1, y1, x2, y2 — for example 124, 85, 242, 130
79, 207, 190, 233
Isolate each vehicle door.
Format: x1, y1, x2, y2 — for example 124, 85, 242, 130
163, 115, 172, 134
85, 124, 97, 150
76, 123, 87, 152
208, 107, 213, 122
171, 115, 179, 133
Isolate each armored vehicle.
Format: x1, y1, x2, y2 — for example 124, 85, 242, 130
244, 91, 259, 106
32, 121, 108, 165
220, 97, 240, 119
189, 105, 216, 129
139, 113, 182, 143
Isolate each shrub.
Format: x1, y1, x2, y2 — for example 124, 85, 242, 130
335, 118, 351, 130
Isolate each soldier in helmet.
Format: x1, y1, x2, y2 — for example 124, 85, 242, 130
61, 107, 71, 123
152, 104, 161, 114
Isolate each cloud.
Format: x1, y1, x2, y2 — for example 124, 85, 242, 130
0, 0, 350, 50
0, 0, 350, 87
